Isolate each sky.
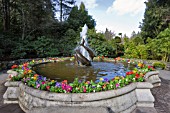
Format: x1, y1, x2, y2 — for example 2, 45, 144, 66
76, 0, 146, 37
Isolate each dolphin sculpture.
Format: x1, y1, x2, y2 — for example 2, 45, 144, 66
74, 24, 95, 66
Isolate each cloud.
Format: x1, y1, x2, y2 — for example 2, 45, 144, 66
106, 0, 146, 15
77, 0, 98, 9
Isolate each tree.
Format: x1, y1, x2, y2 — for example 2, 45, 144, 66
54, 0, 75, 22
88, 29, 116, 57
140, 0, 170, 42
147, 27, 170, 62
67, 2, 96, 30
2, 0, 10, 32
104, 28, 115, 40
0, 0, 57, 60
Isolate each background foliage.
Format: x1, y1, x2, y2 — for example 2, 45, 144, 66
0, 0, 170, 62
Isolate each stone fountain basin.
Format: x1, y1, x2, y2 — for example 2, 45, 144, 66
3, 71, 161, 113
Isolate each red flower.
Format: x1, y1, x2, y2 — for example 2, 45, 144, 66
102, 56, 104, 59
135, 73, 140, 79
148, 66, 154, 70
11, 65, 18, 69
24, 71, 28, 75
46, 86, 50, 90
62, 80, 67, 84
126, 71, 133, 75
148, 66, 151, 68
23, 63, 28, 67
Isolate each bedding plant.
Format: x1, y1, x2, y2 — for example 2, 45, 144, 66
9, 57, 155, 93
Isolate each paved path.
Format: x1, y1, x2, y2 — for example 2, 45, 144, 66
0, 71, 24, 113
0, 70, 170, 113
158, 70, 170, 80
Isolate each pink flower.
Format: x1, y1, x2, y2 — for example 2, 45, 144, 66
116, 83, 119, 88
36, 84, 40, 88
83, 86, 86, 93
66, 85, 72, 92
42, 81, 45, 84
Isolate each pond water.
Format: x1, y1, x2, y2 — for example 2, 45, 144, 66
33, 61, 134, 83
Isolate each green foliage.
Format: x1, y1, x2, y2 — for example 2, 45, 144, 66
146, 27, 170, 61
88, 29, 116, 57
140, 0, 170, 42
115, 36, 121, 43
124, 36, 148, 59
153, 62, 166, 69
67, 4, 96, 30
0, 0, 97, 60
11, 36, 60, 58
57, 28, 78, 56
33, 36, 59, 57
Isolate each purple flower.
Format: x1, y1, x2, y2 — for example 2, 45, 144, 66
55, 82, 61, 87
78, 80, 82, 83
22, 66, 24, 70
104, 78, 109, 82
43, 77, 46, 81
92, 86, 96, 88
36, 81, 39, 85
27, 78, 30, 81
38, 75, 43, 80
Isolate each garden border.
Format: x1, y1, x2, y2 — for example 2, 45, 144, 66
3, 70, 161, 113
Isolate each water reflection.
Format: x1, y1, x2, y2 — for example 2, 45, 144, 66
33, 61, 132, 83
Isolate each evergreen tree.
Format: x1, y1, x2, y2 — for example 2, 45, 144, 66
140, 0, 170, 42
53, 0, 76, 22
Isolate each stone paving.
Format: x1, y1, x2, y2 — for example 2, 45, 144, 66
151, 78, 170, 113
0, 70, 170, 113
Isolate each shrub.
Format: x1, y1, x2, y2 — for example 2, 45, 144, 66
153, 62, 166, 69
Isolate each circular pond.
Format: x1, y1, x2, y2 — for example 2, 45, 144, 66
33, 60, 131, 82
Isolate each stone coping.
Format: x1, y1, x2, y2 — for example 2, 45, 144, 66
19, 81, 152, 102
144, 71, 159, 79
4, 81, 20, 87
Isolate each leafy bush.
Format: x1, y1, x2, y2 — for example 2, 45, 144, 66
153, 62, 166, 69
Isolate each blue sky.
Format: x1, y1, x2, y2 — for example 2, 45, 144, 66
76, 0, 146, 37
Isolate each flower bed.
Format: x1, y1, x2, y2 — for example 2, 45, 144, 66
8, 57, 155, 93
3, 57, 161, 113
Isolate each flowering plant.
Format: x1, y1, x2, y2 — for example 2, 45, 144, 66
9, 57, 155, 93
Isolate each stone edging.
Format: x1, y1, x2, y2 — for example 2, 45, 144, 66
3, 70, 161, 113
144, 71, 161, 87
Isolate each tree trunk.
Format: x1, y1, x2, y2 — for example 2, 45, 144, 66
21, 8, 25, 40
60, 0, 62, 22
2, 0, 10, 32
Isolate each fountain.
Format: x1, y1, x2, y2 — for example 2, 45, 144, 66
74, 24, 95, 66
2, 24, 161, 113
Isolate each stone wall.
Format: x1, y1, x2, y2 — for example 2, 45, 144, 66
144, 71, 161, 87
3, 71, 161, 113
15, 82, 154, 113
